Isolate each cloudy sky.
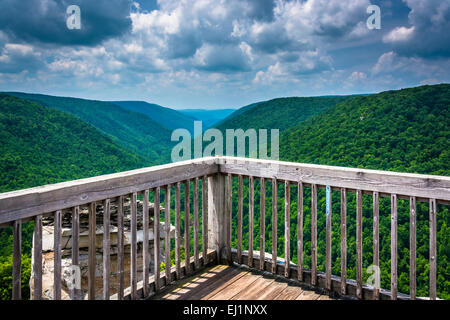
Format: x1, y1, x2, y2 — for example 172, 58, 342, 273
0, 0, 449, 109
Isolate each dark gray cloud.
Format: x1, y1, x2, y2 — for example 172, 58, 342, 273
0, 0, 132, 46
246, 0, 276, 22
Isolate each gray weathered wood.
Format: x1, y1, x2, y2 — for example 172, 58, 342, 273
12, 219, 21, 300
103, 199, 110, 300
373, 192, 380, 300
226, 174, 232, 266
71, 206, 79, 300
175, 182, 181, 279
165, 185, 172, 284
131, 192, 138, 299
272, 178, 278, 274
184, 180, 190, 274
54, 210, 62, 300
208, 174, 227, 263
154, 187, 161, 291
202, 176, 208, 265
356, 190, 363, 299
409, 196, 416, 300
237, 175, 243, 264
194, 179, 200, 270
391, 194, 398, 300
88, 202, 96, 300
33, 214, 43, 300
143, 190, 150, 297
284, 181, 290, 278
297, 182, 304, 282
311, 184, 317, 286
260, 178, 266, 271
0, 157, 219, 225
340, 188, 347, 295
218, 156, 450, 203
248, 176, 254, 268
117, 196, 124, 300
325, 186, 332, 291
429, 198, 437, 300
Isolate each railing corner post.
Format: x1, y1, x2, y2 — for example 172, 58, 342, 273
208, 173, 229, 265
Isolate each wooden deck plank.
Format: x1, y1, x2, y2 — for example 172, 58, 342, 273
256, 281, 288, 300
274, 284, 303, 300
232, 277, 275, 300
296, 290, 321, 300
208, 272, 258, 300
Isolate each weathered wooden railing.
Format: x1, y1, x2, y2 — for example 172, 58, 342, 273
0, 156, 449, 300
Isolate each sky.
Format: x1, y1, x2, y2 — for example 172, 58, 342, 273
0, 0, 449, 109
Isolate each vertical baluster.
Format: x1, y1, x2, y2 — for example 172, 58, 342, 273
54, 210, 62, 300
117, 196, 124, 300
272, 178, 278, 274
409, 196, 416, 300
284, 181, 290, 278
237, 175, 243, 264
297, 182, 304, 282
391, 194, 398, 300
103, 199, 110, 300
131, 192, 137, 299
194, 179, 200, 269
88, 203, 96, 300
143, 190, 150, 297
33, 215, 43, 300
311, 184, 317, 286
154, 187, 161, 291
356, 190, 363, 299
340, 188, 347, 295
175, 182, 181, 279
325, 186, 332, 292
184, 180, 190, 275
226, 174, 232, 265
202, 176, 208, 265
165, 185, 172, 284
12, 219, 21, 300
373, 192, 380, 300
260, 178, 266, 271
248, 176, 254, 268
429, 198, 437, 300
71, 207, 79, 300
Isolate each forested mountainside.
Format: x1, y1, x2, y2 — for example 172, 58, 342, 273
111, 101, 197, 133
0, 93, 152, 299
6, 92, 173, 164
214, 96, 352, 132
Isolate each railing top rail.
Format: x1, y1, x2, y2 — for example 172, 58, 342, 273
217, 156, 450, 202
1, 156, 449, 225
0, 157, 218, 224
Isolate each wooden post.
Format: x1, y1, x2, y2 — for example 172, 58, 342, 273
409, 196, 416, 300
175, 182, 181, 279
194, 179, 200, 270
71, 207, 79, 300
143, 190, 150, 297
103, 199, 110, 300
297, 182, 304, 282
356, 190, 363, 299
54, 210, 62, 300
33, 215, 43, 300
88, 202, 96, 300
12, 219, 21, 300
131, 193, 138, 298
391, 194, 398, 300
272, 178, 278, 274
237, 175, 243, 264
429, 198, 437, 300
165, 185, 172, 283
154, 187, 161, 291
202, 176, 208, 265
184, 181, 190, 274
248, 176, 254, 268
325, 186, 332, 292
373, 192, 380, 300
260, 178, 266, 271
208, 173, 227, 264
227, 174, 232, 266
284, 181, 290, 278
340, 188, 347, 295
117, 196, 124, 300
311, 184, 317, 286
